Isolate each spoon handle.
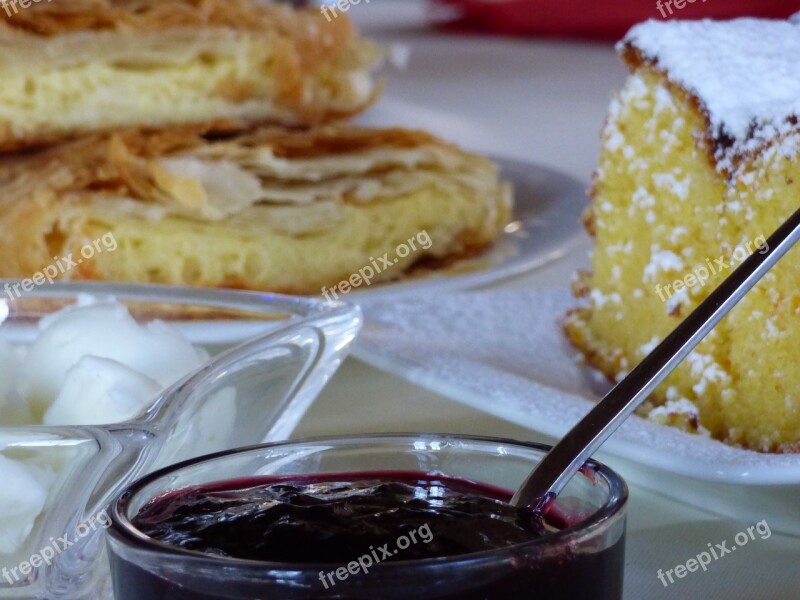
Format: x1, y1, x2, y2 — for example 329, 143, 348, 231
512, 206, 800, 508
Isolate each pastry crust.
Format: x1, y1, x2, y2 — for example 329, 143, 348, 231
0, 125, 513, 294
0, 0, 382, 150
1, 0, 356, 34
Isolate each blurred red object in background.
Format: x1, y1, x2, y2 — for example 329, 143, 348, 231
431, 0, 799, 39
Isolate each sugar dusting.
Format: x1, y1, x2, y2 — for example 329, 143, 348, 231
643, 249, 684, 282
649, 398, 700, 421
687, 352, 731, 396
621, 18, 800, 173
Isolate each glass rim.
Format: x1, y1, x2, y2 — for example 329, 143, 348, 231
0, 279, 346, 318
109, 433, 628, 570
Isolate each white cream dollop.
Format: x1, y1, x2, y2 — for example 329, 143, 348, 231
43, 356, 162, 426
18, 301, 210, 422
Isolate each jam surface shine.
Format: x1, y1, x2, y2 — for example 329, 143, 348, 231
132, 471, 548, 562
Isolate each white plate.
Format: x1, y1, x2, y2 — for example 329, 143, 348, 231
351, 156, 587, 301
351, 287, 800, 534
353, 287, 800, 485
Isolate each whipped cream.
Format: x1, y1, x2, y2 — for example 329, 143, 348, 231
43, 356, 162, 426
18, 299, 209, 424
0, 298, 211, 555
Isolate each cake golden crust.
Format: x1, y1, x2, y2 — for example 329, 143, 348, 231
617, 44, 719, 166
616, 42, 776, 177
563, 308, 625, 384
617, 19, 800, 176
0, 125, 512, 295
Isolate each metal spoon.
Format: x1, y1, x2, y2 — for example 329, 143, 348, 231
512, 206, 800, 509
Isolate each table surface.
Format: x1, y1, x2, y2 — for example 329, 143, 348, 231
293, 3, 800, 598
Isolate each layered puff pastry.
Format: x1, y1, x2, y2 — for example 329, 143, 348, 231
0, 126, 512, 294
0, 0, 381, 151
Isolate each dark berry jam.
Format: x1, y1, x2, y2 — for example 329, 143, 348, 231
110, 472, 625, 600
132, 471, 552, 561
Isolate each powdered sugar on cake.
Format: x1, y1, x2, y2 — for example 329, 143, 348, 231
621, 18, 800, 173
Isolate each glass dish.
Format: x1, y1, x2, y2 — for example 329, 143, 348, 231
108, 434, 628, 600
0, 282, 361, 600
